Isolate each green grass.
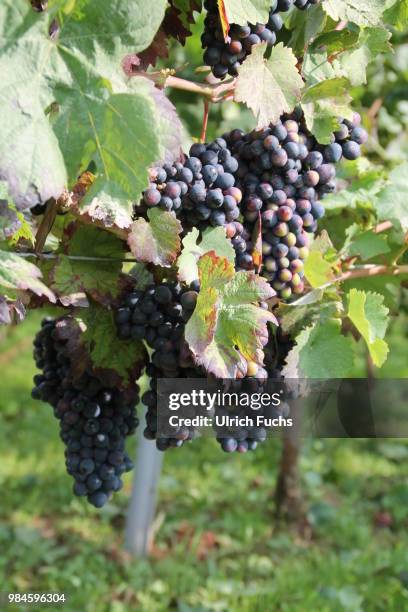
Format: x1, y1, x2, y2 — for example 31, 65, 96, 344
0, 314, 408, 611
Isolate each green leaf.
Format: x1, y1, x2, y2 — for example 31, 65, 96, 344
77, 180, 134, 230
0, 250, 56, 302
0, 200, 21, 241
301, 54, 354, 143
283, 319, 355, 378
177, 227, 235, 285
322, 0, 386, 26
347, 288, 389, 367
235, 43, 304, 128
223, 0, 272, 26
301, 50, 354, 142
384, 0, 408, 30
343, 225, 391, 261
128, 208, 182, 267
302, 48, 342, 85
286, 4, 327, 57
50, 224, 124, 305
185, 252, 277, 378
0, 0, 176, 209
304, 251, 335, 288
374, 163, 408, 232
81, 302, 148, 384
338, 28, 391, 87
311, 28, 360, 55
303, 77, 350, 103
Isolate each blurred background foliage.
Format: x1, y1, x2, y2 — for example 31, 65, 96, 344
1, 6, 408, 612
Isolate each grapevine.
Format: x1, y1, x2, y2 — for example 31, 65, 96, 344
0, 0, 406, 509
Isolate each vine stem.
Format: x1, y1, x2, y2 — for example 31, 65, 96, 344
375, 220, 393, 234
16, 256, 408, 280
290, 263, 408, 306
200, 99, 210, 142
142, 72, 236, 102
15, 252, 140, 263
331, 263, 408, 284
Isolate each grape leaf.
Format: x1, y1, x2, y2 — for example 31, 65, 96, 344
384, 0, 408, 30
177, 227, 235, 285
78, 188, 134, 230
136, 29, 170, 70
235, 43, 304, 128
0, 295, 26, 325
185, 252, 278, 378
302, 48, 342, 85
163, 0, 200, 43
81, 303, 148, 384
286, 4, 327, 57
374, 163, 408, 232
64, 170, 134, 231
302, 72, 353, 144
347, 289, 389, 367
0, 0, 174, 210
0, 180, 34, 244
50, 224, 125, 305
283, 319, 354, 378
128, 208, 182, 267
338, 28, 391, 87
0, 200, 21, 241
0, 250, 56, 302
222, 0, 272, 27
322, 0, 385, 26
343, 225, 391, 261
304, 250, 336, 288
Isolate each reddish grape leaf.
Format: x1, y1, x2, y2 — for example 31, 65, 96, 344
0, 250, 56, 302
128, 208, 182, 267
251, 212, 263, 272
0, 295, 25, 325
218, 0, 230, 40
162, 1, 195, 45
137, 29, 169, 69
185, 252, 278, 378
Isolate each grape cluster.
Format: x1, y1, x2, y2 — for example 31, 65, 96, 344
115, 280, 199, 376
223, 110, 367, 299
201, 0, 320, 80
114, 280, 203, 449
136, 139, 242, 231
137, 110, 366, 301
32, 318, 139, 507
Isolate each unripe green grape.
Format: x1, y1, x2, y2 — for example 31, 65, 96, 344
278, 257, 290, 269
272, 280, 285, 291
283, 232, 297, 247
280, 286, 292, 300
291, 273, 302, 287
298, 246, 309, 259
279, 269, 292, 283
